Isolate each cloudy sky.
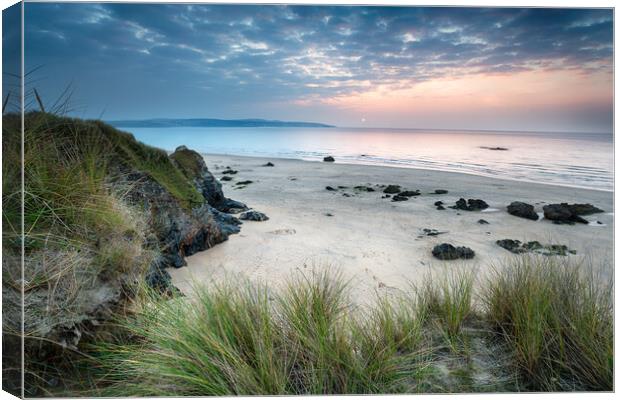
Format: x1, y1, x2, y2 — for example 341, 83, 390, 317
17, 3, 614, 132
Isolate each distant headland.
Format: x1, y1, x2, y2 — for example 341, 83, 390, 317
108, 118, 335, 128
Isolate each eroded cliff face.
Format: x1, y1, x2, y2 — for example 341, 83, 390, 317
126, 145, 248, 291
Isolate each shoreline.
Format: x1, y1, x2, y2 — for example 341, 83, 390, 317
200, 151, 613, 193
169, 153, 613, 304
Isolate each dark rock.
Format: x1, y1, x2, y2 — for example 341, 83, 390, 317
399, 190, 420, 197
338, 185, 348, 189
392, 194, 409, 202
236, 180, 253, 186
239, 210, 269, 221
432, 243, 475, 260
222, 169, 238, 175
323, 156, 335, 162
354, 185, 375, 192
507, 201, 539, 221
382, 195, 391, 199
496, 238, 575, 256
325, 213, 334, 217
452, 198, 489, 211
326, 186, 336, 191
422, 228, 447, 236
477, 219, 489, 225
567, 203, 604, 215
220, 176, 233, 181
496, 239, 525, 254
434, 201, 444, 206
433, 189, 448, 194
542, 203, 602, 224
383, 185, 401, 194
262, 162, 275, 167
480, 146, 509, 151
342, 193, 351, 197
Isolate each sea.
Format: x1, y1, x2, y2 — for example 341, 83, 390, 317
120, 126, 614, 192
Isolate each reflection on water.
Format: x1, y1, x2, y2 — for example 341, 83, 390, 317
120, 126, 613, 191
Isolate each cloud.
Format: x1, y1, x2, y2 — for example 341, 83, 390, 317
22, 4, 612, 131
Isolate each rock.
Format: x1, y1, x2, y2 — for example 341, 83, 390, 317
399, 190, 420, 197
542, 203, 603, 224
222, 168, 237, 175
323, 156, 335, 162
342, 193, 351, 197
392, 194, 409, 202
325, 213, 334, 217
452, 198, 489, 211
432, 243, 475, 260
239, 210, 269, 221
567, 203, 604, 215
383, 185, 401, 194
338, 185, 348, 189
477, 219, 489, 224
433, 189, 448, 194
496, 239, 576, 256
220, 176, 233, 182
507, 201, 539, 221
235, 180, 253, 186
496, 239, 525, 254
436, 205, 445, 210
262, 162, 275, 167
422, 228, 447, 236
325, 186, 336, 191
354, 185, 375, 192
480, 146, 509, 151
382, 195, 391, 199
434, 201, 444, 206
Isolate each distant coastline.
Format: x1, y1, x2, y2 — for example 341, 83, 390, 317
109, 118, 335, 128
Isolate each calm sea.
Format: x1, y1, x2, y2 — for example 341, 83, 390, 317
120, 127, 613, 192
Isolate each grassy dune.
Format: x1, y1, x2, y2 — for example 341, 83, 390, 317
90, 258, 612, 395
2, 112, 205, 395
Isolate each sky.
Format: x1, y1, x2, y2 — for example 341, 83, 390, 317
8, 3, 615, 132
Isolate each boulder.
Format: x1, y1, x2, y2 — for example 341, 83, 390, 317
477, 219, 489, 225
383, 185, 401, 194
433, 189, 448, 194
432, 243, 475, 260
323, 156, 335, 162
239, 210, 269, 221
542, 203, 602, 224
496, 239, 576, 256
392, 194, 409, 202
262, 162, 275, 167
325, 186, 336, 191
399, 190, 420, 197
452, 198, 489, 211
507, 201, 539, 221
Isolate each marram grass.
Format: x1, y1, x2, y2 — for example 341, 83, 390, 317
89, 258, 612, 396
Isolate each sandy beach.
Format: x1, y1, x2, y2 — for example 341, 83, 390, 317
168, 154, 614, 304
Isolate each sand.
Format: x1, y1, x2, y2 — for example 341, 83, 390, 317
168, 154, 614, 304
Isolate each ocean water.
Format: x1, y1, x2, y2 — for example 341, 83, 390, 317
121, 126, 613, 191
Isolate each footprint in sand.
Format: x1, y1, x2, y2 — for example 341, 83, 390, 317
269, 228, 296, 235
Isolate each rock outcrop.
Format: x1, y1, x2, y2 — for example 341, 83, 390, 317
432, 243, 475, 260
542, 203, 604, 224
507, 201, 539, 221
451, 198, 489, 211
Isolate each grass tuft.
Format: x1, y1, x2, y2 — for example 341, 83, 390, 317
482, 256, 613, 391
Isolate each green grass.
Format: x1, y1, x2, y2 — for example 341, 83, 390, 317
482, 256, 613, 391
87, 256, 613, 395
